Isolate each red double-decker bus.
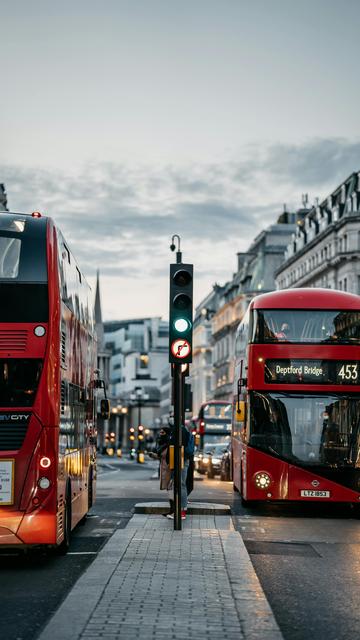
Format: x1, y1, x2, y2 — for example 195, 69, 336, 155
232, 288, 360, 506
0, 211, 101, 551
196, 400, 232, 449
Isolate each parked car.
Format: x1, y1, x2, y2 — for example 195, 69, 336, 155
219, 444, 231, 481
206, 443, 230, 479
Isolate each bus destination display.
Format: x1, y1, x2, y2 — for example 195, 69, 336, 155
265, 359, 360, 385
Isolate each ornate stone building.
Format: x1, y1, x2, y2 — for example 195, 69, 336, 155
211, 216, 305, 401
276, 172, 360, 294
0, 184, 8, 211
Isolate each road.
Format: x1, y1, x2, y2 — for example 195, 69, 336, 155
1, 455, 360, 640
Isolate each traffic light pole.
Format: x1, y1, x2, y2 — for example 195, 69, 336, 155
173, 362, 183, 531
169, 234, 193, 532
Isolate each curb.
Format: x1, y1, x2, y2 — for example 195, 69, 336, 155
134, 501, 231, 515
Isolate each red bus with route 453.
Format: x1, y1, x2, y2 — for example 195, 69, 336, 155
232, 288, 360, 506
0, 211, 106, 551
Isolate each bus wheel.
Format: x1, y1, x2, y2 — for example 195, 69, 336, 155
57, 483, 72, 555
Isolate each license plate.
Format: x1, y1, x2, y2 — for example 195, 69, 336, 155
0, 459, 15, 505
300, 490, 330, 498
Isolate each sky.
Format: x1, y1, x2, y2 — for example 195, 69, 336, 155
1, 0, 360, 320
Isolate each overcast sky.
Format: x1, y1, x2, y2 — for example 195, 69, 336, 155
1, 0, 359, 319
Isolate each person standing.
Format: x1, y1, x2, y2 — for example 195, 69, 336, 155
167, 423, 194, 520
155, 427, 173, 516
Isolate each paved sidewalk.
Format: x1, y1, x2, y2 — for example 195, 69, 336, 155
38, 507, 283, 640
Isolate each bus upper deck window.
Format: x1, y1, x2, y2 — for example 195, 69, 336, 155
0, 237, 21, 278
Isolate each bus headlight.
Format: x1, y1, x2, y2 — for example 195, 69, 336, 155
254, 471, 271, 490
38, 477, 51, 490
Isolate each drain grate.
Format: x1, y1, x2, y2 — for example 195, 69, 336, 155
245, 540, 321, 557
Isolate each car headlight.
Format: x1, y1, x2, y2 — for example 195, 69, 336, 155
254, 471, 271, 490
203, 457, 209, 464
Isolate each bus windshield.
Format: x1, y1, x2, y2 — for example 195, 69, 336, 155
252, 309, 360, 344
250, 391, 360, 468
202, 403, 232, 420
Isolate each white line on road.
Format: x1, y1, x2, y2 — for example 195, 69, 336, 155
67, 552, 98, 555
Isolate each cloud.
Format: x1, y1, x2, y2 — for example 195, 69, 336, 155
1, 137, 359, 317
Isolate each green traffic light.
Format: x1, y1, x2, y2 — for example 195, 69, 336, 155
174, 318, 190, 333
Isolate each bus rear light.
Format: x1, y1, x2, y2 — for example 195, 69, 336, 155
38, 477, 51, 490
254, 471, 271, 490
34, 325, 46, 337
40, 456, 51, 469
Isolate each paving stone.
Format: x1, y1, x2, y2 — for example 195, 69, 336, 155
38, 509, 283, 640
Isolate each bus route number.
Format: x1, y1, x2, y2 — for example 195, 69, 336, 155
337, 364, 358, 381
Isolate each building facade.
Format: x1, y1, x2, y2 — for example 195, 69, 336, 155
211, 213, 306, 402
104, 317, 169, 439
276, 172, 360, 294
190, 285, 225, 415
0, 184, 8, 211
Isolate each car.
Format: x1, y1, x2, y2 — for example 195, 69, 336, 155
195, 443, 218, 474
206, 443, 230, 479
219, 444, 231, 481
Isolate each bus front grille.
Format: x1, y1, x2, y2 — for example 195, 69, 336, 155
0, 330, 28, 352
0, 423, 28, 450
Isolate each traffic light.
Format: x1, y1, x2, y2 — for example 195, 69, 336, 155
169, 263, 193, 364
129, 427, 135, 442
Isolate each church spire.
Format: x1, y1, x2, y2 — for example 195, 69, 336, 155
94, 269, 104, 349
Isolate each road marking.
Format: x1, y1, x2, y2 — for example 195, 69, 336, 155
67, 551, 98, 555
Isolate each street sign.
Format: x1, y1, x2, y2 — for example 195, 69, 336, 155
171, 339, 191, 359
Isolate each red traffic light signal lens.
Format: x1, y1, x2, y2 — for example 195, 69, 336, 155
174, 293, 191, 310
173, 269, 192, 287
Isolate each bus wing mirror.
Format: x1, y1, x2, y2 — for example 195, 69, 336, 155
100, 399, 111, 420
236, 400, 246, 422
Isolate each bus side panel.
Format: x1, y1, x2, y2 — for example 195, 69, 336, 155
245, 447, 289, 501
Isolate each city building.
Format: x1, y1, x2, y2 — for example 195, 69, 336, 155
276, 172, 360, 294
0, 184, 8, 211
211, 212, 307, 401
94, 271, 113, 451
159, 365, 171, 427
104, 316, 169, 444
190, 284, 225, 414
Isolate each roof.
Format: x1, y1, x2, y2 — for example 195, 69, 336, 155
250, 288, 360, 310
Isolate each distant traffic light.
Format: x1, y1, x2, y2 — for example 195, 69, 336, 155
169, 263, 193, 364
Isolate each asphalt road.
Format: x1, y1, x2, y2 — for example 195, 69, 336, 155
1, 455, 360, 640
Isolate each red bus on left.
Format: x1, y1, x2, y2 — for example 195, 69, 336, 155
0, 211, 106, 552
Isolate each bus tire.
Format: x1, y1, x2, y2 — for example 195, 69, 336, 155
57, 483, 72, 555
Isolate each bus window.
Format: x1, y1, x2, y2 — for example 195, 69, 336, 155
0, 237, 21, 278
253, 309, 360, 344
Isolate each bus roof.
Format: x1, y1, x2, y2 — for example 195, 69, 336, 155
250, 288, 360, 310
0, 211, 48, 234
